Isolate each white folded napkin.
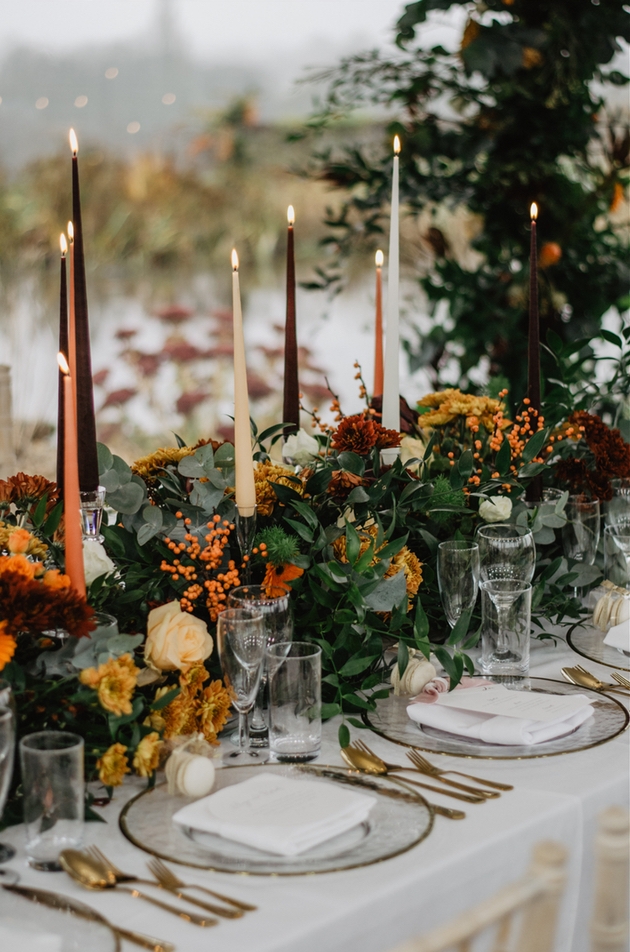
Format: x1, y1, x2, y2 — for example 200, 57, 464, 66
603, 618, 630, 654
407, 685, 594, 746
0, 922, 62, 952
173, 772, 376, 857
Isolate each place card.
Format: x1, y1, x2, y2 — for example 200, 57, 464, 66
603, 618, 630, 654
435, 683, 593, 723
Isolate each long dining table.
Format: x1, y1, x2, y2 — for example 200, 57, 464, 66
2, 633, 628, 952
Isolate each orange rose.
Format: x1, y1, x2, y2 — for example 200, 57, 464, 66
7, 528, 32, 553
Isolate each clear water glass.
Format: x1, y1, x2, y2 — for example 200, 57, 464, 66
606, 478, 630, 527
0, 683, 16, 863
479, 580, 532, 675
437, 541, 480, 629
227, 585, 293, 747
562, 495, 600, 596
268, 642, 322, 762
477, 524, 536, 583
19, 731, 84, 870
216, 608, 266, 764
604, 522, 630, 589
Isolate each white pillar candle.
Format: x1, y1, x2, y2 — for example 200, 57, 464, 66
232, 249, 256, 514
382, 136, 401, 434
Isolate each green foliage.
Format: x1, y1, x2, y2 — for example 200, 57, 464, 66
304, 0, 630, 400
255, 526, 301, 566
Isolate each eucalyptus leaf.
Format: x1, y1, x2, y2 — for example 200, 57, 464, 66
363, 570, 407, 612
107, 481, 145, 515
97, 442, 114, 474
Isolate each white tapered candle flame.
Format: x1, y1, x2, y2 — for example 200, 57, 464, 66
69, 128, 78, 155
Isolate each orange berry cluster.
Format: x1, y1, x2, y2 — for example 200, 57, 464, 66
160, 512, 241, 620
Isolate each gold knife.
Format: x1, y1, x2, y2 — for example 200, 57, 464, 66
2, 884, 175, 952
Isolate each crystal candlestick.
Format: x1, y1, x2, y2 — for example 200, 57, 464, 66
236, 505, 257, 585
80, 486, 106, 542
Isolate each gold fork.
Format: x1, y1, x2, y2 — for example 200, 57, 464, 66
352, 739, 499, 799
147, 858, 257, 912
87, 846, 242, 919
612, 671, 630, 690
407, 749, 514, 791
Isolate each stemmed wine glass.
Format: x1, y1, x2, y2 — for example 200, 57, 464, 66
606, 478, 630, 527
561, 495, 600, 598
0, 700, 15, 864
216, 608, 266, 764
227, 585, 293, 748
604, 522, 630, 590
437, 541, 480, 630
476, 524, 536, 661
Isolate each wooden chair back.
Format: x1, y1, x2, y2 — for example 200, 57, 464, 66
389, 840, 567, 952
590, 807, 629, 952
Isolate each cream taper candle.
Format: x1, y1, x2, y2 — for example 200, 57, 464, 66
231, 249, 256, 514
382, 136, 401, 432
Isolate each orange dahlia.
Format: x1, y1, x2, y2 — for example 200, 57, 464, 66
263, 562, 304, 597
0, 622, 16, 671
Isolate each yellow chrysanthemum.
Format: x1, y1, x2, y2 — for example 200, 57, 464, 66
133, 731, 162, 778
254, 461, 306, 517
132, 446, 195, 484
417, 389, 510, 432
80, 653, 139, 717
97, 742, 130, 787
198, 679, 232, 745
334, 525, 423, 610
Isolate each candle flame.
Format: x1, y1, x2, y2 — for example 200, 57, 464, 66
393, 135, 401, 155
57, 352, 70, 375
375, 249, 384, 267
231, 248, 239, 271
67, 221, 74, 241
287, 205, 295, 226
69, 128, 78, 155
530, 202, 538, 221
60, 233, 67, 255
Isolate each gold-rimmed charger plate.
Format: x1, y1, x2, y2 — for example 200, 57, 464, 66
362, 677, 628, 760
119, 763, 434, 875
567, 626, 630, 671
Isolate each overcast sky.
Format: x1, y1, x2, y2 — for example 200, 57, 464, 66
0, 0, 415, 60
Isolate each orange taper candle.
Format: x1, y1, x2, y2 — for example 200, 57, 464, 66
373, 249, 384, 397
57, 352, 85, 597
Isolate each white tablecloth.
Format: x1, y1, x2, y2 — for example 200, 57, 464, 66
2, 636, 628, 952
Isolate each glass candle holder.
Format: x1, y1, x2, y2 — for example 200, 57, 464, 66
19, 731, 84, 870
80, 486, 106, 542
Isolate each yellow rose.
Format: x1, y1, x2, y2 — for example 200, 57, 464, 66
145, 601, 213, 672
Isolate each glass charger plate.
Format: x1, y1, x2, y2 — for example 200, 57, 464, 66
567, 626, 630, 671
119, 763, 433, 875
362, 677, 629, 760
0, 885, 119, 951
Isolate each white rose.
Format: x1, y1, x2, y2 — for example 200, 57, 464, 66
283, 428, 320, 466
479, 496, 513, 523
145, 601, 213, 672
83, 540, 116, 586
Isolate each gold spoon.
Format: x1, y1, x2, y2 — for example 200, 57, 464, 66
561, 665, 630, 697
59, 850, 217, 927
340, 746, 485, 804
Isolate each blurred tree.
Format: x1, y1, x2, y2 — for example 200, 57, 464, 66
304, 0, 630, 401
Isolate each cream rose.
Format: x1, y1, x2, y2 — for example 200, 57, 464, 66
83, 540, 116, 586
479, 496, 512, 523
283, 428, 320, 466
145, 601, 213, 672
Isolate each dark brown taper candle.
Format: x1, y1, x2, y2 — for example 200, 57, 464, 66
70, 129, 99, 492
373, 249, 384, 397
526, 202, 541, 503
283, 205, 300, 434
56, 234, 68, 493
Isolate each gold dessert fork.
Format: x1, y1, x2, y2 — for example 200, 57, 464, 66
612, 672, 630, 690
406, 749, 513, 791
87, 846, 242, 919
147, 858, 257, 912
